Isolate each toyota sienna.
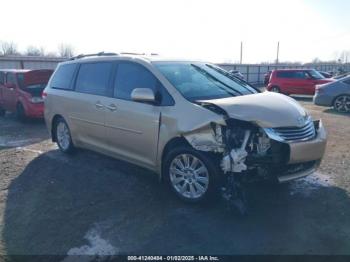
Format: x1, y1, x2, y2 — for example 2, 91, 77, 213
44, 53, 327, 203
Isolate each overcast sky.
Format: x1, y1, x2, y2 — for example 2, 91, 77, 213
0, 0, 349, 63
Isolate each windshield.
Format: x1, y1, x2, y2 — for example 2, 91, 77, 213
308, 70, 325, 80
154, 62, 257, 101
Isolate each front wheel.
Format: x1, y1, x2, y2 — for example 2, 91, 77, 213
54, 117, 75, 153
333, 95, 350, 113
164, 146, 220, 203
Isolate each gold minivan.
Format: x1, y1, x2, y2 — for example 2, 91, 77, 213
44, 53, 327, 203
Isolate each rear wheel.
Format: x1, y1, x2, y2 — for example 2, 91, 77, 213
270, 86, 281, 93
333, 95, 350, 113
54, 117, 75, 153
163, 146, 220, 203
16, 103, 26, 122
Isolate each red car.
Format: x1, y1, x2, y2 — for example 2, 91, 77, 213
267, 69, 333, 95
0, 69, 53, 120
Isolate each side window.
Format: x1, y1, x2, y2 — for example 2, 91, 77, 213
276, 71, 292, 78
51, 64, 77, 90
294, 71, 307, 79
6, 73, 17, 85
0, 72, 4, 85
75, 62, 113, 96
114, 62, 174, 106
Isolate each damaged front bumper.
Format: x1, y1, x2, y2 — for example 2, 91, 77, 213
267, 120, 327, 182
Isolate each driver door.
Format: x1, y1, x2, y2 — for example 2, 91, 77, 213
2, 72, 18, 111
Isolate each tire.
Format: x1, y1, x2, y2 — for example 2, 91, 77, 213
54, 117, 75, 153
333, 95, 350, 113
16, 103, 27, 122
0, 107, 5, 117
270, 86, 280, 93
163, 146, 221, 203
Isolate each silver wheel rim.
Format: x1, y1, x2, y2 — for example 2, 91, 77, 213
271, 87, 279, 93
169, 154, 209, 199
334, 96, 350, 113
57, 121, 71, 150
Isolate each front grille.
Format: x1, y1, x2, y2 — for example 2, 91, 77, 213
272, 121, 316, 142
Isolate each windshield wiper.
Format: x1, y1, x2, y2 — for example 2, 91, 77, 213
191, 64, 242, 96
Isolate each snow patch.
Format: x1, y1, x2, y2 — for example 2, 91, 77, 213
63, 227, 118, 261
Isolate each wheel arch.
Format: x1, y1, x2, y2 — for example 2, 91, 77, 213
160, 136, 191, 181
51, 114, 64, 142
332, 93, 350, 105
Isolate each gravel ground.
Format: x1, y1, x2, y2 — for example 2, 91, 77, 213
0, 98, 349, 259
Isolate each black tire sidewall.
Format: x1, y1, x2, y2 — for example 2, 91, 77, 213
163, 146, 221, 203
333, 95, 350, 113
271, 86, 280, 93
55, 118, 75, 153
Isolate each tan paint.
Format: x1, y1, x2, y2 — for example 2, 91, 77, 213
45, 55, 327, 181
201, 92, 308, 128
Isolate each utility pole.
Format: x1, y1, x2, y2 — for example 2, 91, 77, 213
276, 41, 280, 64
240, 41, 243, 64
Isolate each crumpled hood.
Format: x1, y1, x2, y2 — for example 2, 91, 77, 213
200, 92, 308, 128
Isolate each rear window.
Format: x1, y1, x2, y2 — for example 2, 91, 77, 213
276, 71, 306, 79
50, 64, 77, 90
75, 62, 113, 96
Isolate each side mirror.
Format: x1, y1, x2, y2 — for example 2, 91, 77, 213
131, 88, 156, 103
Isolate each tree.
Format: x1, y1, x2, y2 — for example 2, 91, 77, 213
1, 41, 19, 56
58, 44, 75, 58
25, 46, 45, 56
312, 57, 322, 64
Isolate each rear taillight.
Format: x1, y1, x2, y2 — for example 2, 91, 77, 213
42, 91, 47, 99
315, 85, 324, 93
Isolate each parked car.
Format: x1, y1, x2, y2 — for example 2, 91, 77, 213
264, 70, 272, 85
318, 71, 333, 78
44, 54, 327, 204
333, 72, 350, 80
0, 69, 53, 120
228, 70, 244, 80
267, 69, 333, 95
314, 76, 350, 113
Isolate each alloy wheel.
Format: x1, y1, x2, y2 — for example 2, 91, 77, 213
169, 154, 209, 199
56, 121, 71, 151
334, 95, 350, 113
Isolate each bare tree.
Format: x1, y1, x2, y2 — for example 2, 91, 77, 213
1, 41, 19, 56
312, 57, 322, 64
58, 44, 75, 58
26, 45, 45, 56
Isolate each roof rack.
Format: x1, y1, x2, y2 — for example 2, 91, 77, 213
120, 52, 159, 56
120, 52, 146, 55
69, 52, 118, 60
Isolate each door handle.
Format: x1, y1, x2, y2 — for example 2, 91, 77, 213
95, 102, 104, 109
106, 104, 117, 111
